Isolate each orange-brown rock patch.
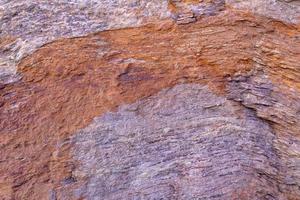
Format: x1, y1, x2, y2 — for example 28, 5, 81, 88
0, 10, 299, 199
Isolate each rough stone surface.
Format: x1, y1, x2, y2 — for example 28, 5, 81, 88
0, 0, 171, 83
226, 0, 300, 24
66, 84, 291, 199
0, 0, 300, 199
1, 0, 299, 84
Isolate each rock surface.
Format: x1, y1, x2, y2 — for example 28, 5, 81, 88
67, 84, 289, 199
0, 0, 300, 199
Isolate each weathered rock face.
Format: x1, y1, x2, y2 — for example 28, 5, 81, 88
66, 84, 288, 199
0, 0, 299, 199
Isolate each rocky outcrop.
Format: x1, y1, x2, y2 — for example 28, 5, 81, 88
0, 0, 299, 199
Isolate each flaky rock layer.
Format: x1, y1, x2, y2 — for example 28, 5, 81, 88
0, 0, 300, 199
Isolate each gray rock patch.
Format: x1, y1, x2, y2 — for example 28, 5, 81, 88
67, 84, 289, 199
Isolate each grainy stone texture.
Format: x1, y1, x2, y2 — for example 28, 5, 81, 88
0, 0, 171, 83
228, 70, 300, 199
0, 0, 300, 199
65, 84, 289, 199
226, 0, 300, 24
1, 0, 299, 84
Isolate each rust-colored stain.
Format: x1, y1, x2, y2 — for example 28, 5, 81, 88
0, 10, 299, 199
0, 36, 16, 48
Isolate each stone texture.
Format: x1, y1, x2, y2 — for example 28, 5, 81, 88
228, 70, 300, 199
65, 84, 288, 199
0, 0, 300, 199
0, 0, 171, 84
226, 0, 300, 24
1, 0, 299, 84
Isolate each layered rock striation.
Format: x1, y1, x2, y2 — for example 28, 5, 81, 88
0, 0, 300, 199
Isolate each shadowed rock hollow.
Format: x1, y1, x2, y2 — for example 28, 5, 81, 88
0, 0, 300, 199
